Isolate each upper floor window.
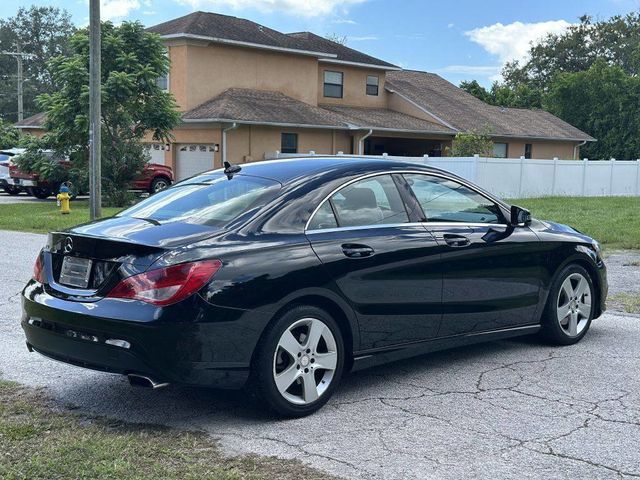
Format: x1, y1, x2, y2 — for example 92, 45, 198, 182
524, 143, 533, 159
366, 75, 379, 96
323, 71, 343, 98
156, 49, 169, 91
281, 133, 298, 154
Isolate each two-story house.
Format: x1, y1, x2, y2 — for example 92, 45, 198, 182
16, 11, 594, 180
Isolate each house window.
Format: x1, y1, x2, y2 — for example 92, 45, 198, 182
493, 142, 508, 158
156, 49, 169, 91
366, 75, 379, 96
524, 143, 532, 159
281, 133, 298, 154
323, 71, 343, 98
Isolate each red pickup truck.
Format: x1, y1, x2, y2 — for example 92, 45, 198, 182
8, 156, 174, 199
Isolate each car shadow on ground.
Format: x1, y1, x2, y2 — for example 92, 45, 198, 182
48, 332, 574, 426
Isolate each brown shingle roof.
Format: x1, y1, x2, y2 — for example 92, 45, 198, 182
386, 70, 595, 141
182, 88, 347, 127
148, 11, 334, 57
14, 112, 45, 129
287, 32, 398, 69
320, 105, 456, 134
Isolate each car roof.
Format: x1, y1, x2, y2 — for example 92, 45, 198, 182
198, 156, 449, 184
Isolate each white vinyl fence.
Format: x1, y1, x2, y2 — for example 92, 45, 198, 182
267, 151, 640, 198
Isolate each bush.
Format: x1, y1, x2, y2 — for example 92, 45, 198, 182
446, 129, 495, 157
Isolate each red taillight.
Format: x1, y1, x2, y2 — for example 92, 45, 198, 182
107, 260, 222, 306
33, 254, 45, 283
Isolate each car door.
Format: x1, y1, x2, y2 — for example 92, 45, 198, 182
403, 173, 545, 337
305, 173, 443, 350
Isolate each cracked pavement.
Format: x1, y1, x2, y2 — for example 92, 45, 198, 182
1, 230, 639, 479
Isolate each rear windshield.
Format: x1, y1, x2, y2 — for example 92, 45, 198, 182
118, 174, 281, 227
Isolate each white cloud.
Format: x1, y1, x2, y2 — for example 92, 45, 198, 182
332, 18, 357, 25
101, 0, 141, 20
447, 23, 454, 28
175, 0, 367, 17
348, 35, 378, 42
465, 20, 572, 65
438, 65, 502, 76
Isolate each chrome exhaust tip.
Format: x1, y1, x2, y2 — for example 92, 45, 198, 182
127, 373, 170, 390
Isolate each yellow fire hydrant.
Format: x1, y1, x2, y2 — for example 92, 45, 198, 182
56, 185, 71, 215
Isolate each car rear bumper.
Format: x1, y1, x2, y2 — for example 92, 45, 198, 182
21, 281, 271, 389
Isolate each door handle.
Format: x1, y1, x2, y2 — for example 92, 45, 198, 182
443, 234, 470, 247
341, 244, 375, 258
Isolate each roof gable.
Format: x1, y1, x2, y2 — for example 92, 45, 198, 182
286, 32, 398, 69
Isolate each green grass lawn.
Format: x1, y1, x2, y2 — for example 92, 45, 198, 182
0, 196, 637, 250
507, 196, 640, 250
0, 201, 121, 234
0, 380, 334, 480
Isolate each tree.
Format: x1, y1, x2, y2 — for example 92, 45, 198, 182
503, 13, 640, 93
460, 80, 542, 108
446, 129, 494, 157
0, 119, 23, 149
27, 21, 180, 206
324, 33, 347, 45
545, 60, 640, 160
0, 6, 75, 122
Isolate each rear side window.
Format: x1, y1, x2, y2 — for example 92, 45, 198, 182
309, 175, 409, 230
119, 175, 281, 227
404, 174, 503, 224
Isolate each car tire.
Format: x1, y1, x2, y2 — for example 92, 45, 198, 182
149, 177, 170, 194
3, 186, 20, 195
29, 187, 53, 199
540, 264, 595, 345
250, 305, 345, 417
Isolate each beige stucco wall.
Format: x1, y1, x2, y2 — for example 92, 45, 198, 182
501, 139, 578, 160
223, 125, 353, 163
318, 64, 388, 107
167, 41, 320, 111
19, 128, 45, 139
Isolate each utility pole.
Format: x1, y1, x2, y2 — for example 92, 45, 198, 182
1, 45, 32, 122
89, 0, 102, 219
16, 43, 23, 122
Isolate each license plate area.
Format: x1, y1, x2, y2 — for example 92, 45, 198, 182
59, 256, 93, 288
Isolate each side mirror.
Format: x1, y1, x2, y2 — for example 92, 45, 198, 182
510, 205, 532, 226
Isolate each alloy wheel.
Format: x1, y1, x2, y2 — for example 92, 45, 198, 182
153, 180, 168, 193
557, 272, 592, 337
272, 317, 338, 405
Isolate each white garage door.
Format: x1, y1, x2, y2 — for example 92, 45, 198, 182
143, 143, 166, 165
176, 144, 216, 180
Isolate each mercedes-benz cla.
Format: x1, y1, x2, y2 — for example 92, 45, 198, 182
21, 157, 607, 416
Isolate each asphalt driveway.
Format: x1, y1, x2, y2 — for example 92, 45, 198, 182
1, 230, 639, 479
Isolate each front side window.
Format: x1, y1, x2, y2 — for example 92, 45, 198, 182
156, 49, 169, 90
310, 175, 409, 229
404, 174, 504, 224
366, 75, 379, 96
323, 71, 343, 98
119, 175, 281, 228
281, 133, 298, 154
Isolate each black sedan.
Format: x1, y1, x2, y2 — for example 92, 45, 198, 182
21, 157, 607, 416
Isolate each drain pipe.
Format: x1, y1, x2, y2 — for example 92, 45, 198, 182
221, 122, 238, 167
358, 129, 373, 155
574, 140, 587, 160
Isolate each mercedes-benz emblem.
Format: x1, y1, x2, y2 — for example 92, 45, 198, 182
63, 237, 73, 253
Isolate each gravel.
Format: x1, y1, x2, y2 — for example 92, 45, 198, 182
1, 230, 639, 480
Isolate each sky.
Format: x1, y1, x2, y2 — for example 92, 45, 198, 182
2, 0, 640, 86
